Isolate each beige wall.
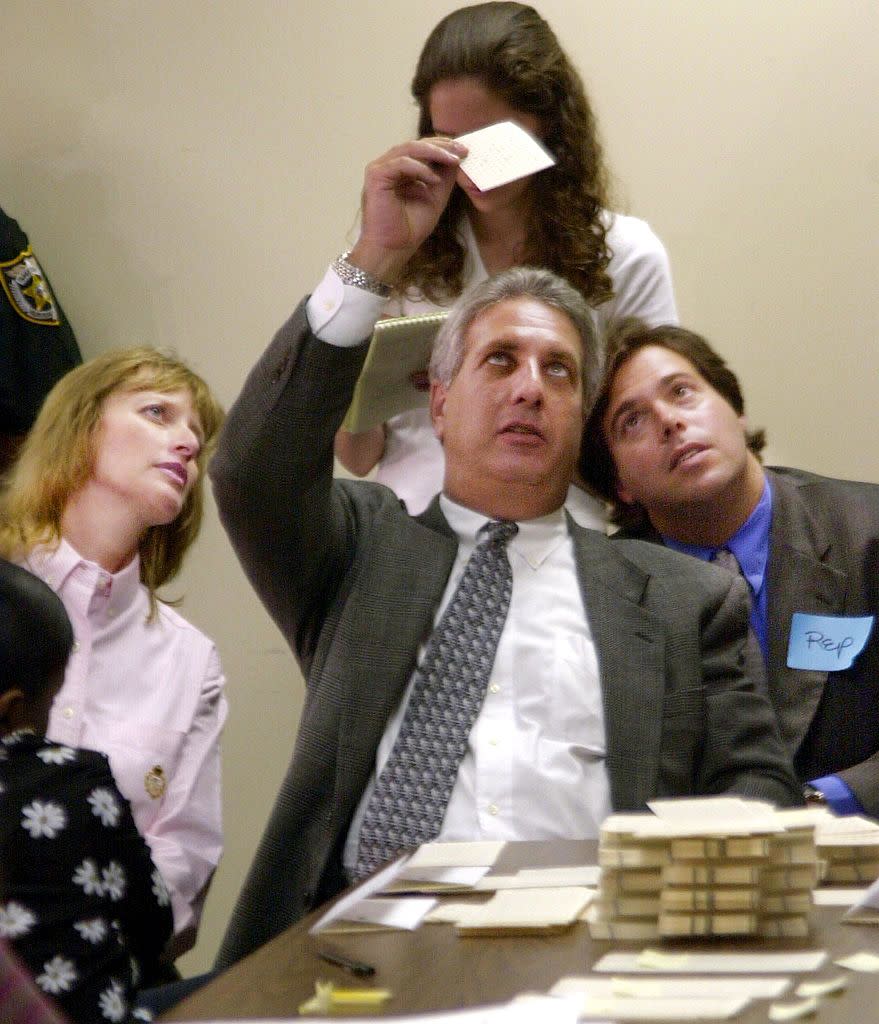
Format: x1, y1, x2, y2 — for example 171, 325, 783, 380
2, 1, 876, 973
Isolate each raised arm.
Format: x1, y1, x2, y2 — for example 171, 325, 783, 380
212, 138, 465, 648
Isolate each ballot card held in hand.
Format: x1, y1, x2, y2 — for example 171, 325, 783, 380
456, 120, 555, 192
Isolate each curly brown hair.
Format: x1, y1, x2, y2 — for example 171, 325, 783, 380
398, 2, 613, 307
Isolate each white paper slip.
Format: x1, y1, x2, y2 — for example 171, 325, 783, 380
815, 814, 879, 844
834, 950, 879, 972
643, 797, 781, 834
309, 854, 410, 933
506, 994, 581, 1022
423, 901, 486, 925
813, 887, 868, 906
768, 997, 819, 1022
552, 976, 791, 1000
406, 840, 506, 869
392, 865, 490, 889
774, 808, 833, 829
475, 865, 600, 890
795, 976, 848, 997
647, 796, 774, 818
294, 996, 578, 1024
311, 896, 436, 933
573, 995, 750, 1020
456, 120, 554, 192
456, 886, 593, 933
592, 950, 828, 974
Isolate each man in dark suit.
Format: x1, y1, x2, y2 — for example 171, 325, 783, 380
210, 138, 798, 967
581, 319, 879, 821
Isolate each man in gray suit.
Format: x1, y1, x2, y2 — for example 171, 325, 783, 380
210, 138, 798, 966
581, 319, 879, 821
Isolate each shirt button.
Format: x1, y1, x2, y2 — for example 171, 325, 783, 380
488, 737, 498, 746
489, 684, 500, 694
488, 804, 499, 816
106, 608, 116, 618
62, 707, 74, 719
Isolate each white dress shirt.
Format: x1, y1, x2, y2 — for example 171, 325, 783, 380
342, 496, 612, 869
25, 539, 227, 948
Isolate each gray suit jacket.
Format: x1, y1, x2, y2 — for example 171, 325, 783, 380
619, 468, 879, 816
766, 468, 879, 810
210, 301, 798, 967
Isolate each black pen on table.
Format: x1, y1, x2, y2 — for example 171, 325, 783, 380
317, 944, 376, 977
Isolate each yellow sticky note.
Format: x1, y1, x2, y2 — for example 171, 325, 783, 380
298, 980, 392, 1015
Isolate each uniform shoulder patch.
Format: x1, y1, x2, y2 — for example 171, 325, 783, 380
0, 246, 61, 325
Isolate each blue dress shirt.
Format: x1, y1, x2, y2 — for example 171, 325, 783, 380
663, 477, 772, 663
661, 476, 862, 815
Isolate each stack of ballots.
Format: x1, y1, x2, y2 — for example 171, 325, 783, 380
814, 813, 879, 884
587, 798, 822, 941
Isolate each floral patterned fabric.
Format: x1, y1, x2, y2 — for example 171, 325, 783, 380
0, 732, 172, 1023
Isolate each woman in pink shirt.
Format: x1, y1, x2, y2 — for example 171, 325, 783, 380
0, 348, 227, 967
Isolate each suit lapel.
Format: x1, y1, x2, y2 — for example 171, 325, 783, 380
569, 520, 666, 811
766, 469, 847, 754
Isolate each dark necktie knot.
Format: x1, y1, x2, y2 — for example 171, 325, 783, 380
481, 520, 518, 547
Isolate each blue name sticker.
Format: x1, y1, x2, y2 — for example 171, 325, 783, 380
787, 613, 875, 671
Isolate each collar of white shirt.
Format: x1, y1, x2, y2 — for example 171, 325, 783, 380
439, 493, 569, 571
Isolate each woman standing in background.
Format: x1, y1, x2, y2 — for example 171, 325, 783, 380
334, 1, 677, 519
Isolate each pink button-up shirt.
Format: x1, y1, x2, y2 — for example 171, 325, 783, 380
26, 540, 227, 950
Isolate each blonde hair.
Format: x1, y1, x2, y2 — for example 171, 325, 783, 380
0, 347, 224, 610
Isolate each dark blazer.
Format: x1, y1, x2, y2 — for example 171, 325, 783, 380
0, 205, 81, 435
619, 467, 879, 817
210, 301, 799, 967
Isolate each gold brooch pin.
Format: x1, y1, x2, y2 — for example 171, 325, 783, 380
144, 765, 166, 799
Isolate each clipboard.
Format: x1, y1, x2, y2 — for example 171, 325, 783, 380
341, 311, 448, 433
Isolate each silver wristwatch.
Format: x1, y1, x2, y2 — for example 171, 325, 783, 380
331, 251, 392, 298
802, 784, 827, 806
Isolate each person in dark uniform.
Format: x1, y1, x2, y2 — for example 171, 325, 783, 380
0, 206, 82, 470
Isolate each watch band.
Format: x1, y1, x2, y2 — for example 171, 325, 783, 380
331, 251, 392, 298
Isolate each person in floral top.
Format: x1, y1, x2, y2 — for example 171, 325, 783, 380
0, 558, 172, 1023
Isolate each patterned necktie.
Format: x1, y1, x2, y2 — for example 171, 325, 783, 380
353, 519, 518, 879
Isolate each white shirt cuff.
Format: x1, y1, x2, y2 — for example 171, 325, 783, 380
306, 265, 387, 347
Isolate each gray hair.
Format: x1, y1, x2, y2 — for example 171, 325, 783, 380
429, 266, 602, 410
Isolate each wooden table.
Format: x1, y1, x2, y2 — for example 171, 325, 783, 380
165, 840, 879, 1021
